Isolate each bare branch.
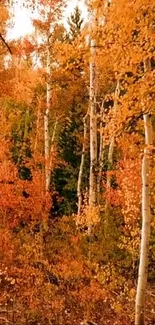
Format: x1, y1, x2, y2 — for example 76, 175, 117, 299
0, 33, 12, 55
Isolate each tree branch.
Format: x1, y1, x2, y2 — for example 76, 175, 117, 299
0, 33, 12, 55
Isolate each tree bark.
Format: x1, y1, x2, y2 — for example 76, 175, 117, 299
135, 59, 153, 325
135, 114, 153, 325
48, 118, 58, 175
97, 100, 104, 202
77, 112, 89, 215
107, 79, 120, 188
89, 38, 98, 207
44, 36, 51, 192
106, 137, 115, 188
34, 104, 41, 158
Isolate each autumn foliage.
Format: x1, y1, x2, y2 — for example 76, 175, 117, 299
0, 0, 155, 325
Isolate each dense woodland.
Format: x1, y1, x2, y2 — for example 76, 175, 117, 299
0, 0, 155, 324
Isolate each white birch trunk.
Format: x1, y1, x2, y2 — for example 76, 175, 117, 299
77, 112, 89, 216
34, 105, 41, 158
106, 137, 115, 188
97, 100, 104, 202
135, 59, 153, 325
44, 37, 51, 192
107, 79, 120, 188
89, 37, 98, 207
48, 118, 58, 174
135, 113, 153, 325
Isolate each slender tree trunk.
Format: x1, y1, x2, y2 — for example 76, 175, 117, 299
48, 118, 58, 175
44, 36, 51, 192
107, 79, 120, 188
106, 137, 115, 188
89, 37, 98, 207
97, 100, 104, 202
135, 113, 153, 325
135, 59, 153, 325
77, 112, 89, 215
34, 105, 41, 157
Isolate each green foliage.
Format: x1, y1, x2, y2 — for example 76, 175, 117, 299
67, 6, 84, 40
52, 103, 89, 216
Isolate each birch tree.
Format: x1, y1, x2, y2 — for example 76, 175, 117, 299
135, 59, 153, 325
44, 34, 51, 192
97, 100, 104, 202
106, 78, 120, 188
33, 0, 64, 192
89, 10, 98, 207
77, 112, 89, 215
89, 0, 111, 204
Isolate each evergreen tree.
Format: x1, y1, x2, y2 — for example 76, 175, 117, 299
52, 103, 89, 216
67, 6, 83, 40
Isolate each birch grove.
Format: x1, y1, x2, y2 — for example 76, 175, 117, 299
0, 0, 155, 324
